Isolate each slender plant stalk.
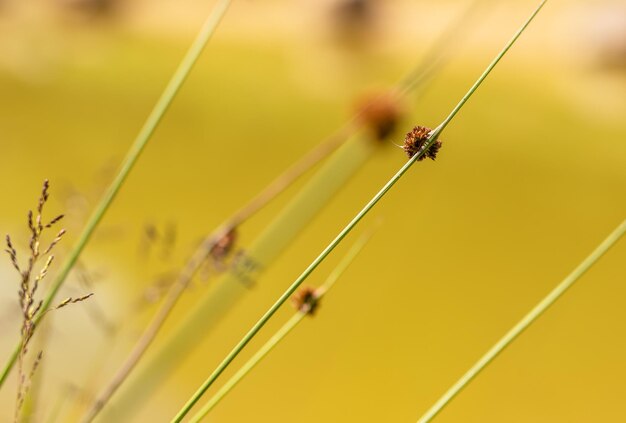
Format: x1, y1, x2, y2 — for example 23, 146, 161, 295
98, 5, 490, 418
100, 132, 378, 422
78, 9, 474, 418
230, 0, 483, 224
229, 126, 355, 227
19, 322, 49, 423
171, 2, 547, 420
189, 228, 376, 422
77, 239, 216, 422
79, 120, 358, 422
78, 118, 360, 422
416, 218, 626, 423
92, 10, 479, 415
228, 0, 486, 227
0, 0, 233, 389
194, 313, 303, 421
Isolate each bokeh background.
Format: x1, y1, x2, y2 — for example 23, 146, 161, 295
1, 0, 625, 421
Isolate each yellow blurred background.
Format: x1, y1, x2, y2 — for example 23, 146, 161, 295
1, 0, 625, 421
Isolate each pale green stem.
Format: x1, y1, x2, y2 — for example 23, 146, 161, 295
416, 219, 626, 423
191, 313, 303, 423
189, 229, 376, 422
171, 124, 418, 423
89, 5, 486, 416
171, 2, 547, 420
0, 0, 233, 389
314, 226, 378, 296
101, 134, 376, 422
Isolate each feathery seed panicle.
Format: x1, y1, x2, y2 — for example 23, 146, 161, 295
4, 180, 90, 422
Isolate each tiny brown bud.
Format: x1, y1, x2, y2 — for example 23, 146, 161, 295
291, 286, 320, 316
402, 125, 442, 160
210, 227, 238, 262
355, 92, 403, 141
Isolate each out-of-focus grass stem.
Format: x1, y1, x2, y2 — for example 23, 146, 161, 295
415, 218, 626, 423
0, 0, 232, 390
188, 228, 376, 422
77, 122, 353, 423
84, 1, 485, 417
7, 0, 236, 416
171, 2, 547, 420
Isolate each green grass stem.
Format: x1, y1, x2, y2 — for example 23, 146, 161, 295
171, 2, 547, 420
0, 0, 233, 389
415, 218, 626, 423
88, 5, 481, 416
99, 134, 378, 421
188, 228, 376, 422
78, 117, 354, 423
195, 313, 305, 421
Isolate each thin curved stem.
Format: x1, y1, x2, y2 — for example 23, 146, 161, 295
416, 219, 626, 423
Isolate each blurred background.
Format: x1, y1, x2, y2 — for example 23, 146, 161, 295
0, 0, 625, 421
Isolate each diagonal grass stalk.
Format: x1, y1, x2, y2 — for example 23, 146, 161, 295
92, 5, 484, 415
78, 124, 353, 423
171, 2, 547, 420
189, 228, 377, 422
79, 120, 360, 421
0, 0, 233, 389
100, 132, 379, 422
19, 319, 49, 423
415, 219, 626, 423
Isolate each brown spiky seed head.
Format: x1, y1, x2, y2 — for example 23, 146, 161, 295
291, 286, 319, 316
403, 125, 442, 160
355, 92, 403, 141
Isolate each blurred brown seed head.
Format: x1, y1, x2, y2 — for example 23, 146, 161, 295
403, 125, 442, 160
210, 227, 238, 263
291, 286, 320, 316
355, 92, 404, 141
